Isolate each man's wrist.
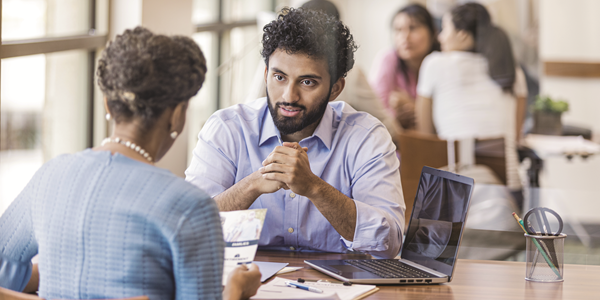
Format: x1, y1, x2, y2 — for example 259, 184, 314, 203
245, 171, 264, 199
303, 175, 326, 200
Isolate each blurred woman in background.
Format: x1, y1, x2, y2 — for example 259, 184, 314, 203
369, 3, 440, 130
0, 27, 261, 300
415, 2, 527, 191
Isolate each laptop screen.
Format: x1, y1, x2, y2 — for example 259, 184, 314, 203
401, 168, 473, 277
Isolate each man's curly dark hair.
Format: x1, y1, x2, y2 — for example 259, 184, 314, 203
261, 7, 357, 85
97, 27, 207, 129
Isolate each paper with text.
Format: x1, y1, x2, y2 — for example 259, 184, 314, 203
251, 277, 377, 300
220, 209, 267, 285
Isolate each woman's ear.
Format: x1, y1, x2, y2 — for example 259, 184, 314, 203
103, 97, 110, 115
457, 30, 475, 50
328, 77, 346, 102
169, 101, 189, 135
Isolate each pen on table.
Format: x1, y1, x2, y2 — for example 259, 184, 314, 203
285, 281, 323, 293
512, 212, 562, 278
298, 277, 352, 286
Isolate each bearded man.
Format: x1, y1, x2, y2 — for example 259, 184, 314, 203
185, 7, 405, 259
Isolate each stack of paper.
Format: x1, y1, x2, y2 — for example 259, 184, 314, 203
252, 261, 289, 282
251, 277, 378, 300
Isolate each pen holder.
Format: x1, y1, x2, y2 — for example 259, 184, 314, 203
525, 233, 566, 282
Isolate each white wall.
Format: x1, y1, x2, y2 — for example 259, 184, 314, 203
109, 0, 194, 177
539, 0, 600, 143
537, 0, 600, 224
342, 0, 410, 73
539, 0, 600, 62
110, 0, 142, 39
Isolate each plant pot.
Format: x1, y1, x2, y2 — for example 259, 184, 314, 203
533, 111, 562, 135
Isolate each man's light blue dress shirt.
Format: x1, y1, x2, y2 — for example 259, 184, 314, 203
186, 98, 405, 258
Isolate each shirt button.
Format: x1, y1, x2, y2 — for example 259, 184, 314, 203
290, 192, 296, 198
288, 227, 294, 233
289, 246, 295, 250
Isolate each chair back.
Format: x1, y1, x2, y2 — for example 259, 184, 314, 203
397, 131, 458, 228
397, 131, 508, 229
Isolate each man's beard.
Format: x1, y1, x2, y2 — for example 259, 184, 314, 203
267, 88, 331, 135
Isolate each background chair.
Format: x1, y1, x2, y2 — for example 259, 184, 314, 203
397, 130, 458, 227
396, 130, 525, 260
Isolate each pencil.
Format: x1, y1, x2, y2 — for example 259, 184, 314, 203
512, 212, 562, 279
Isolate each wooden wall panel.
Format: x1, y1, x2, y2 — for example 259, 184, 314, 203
544, 61, 600, 77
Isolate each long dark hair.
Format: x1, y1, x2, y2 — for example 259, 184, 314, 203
451, 3, 515, 93
393, 4, 440, 86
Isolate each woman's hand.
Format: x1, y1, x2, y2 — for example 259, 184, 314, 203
389, 89, 416, 129
223, 264, 262, 300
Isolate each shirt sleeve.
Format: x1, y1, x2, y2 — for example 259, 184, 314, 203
171, 193, 225, 300
185, 115, 239, 197
0, 173, 39, 291
416, 52, 440, 98
342, 123, 406, 259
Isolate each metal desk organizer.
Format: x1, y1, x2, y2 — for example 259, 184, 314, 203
523, 207, 565, 282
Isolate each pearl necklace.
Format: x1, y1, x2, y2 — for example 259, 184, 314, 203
101, 137, 153, 162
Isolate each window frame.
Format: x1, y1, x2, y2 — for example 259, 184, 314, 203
194, 0, 277, 109
0, 0, 108, 148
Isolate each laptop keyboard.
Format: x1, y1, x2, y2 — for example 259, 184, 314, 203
344, 260, 434, 278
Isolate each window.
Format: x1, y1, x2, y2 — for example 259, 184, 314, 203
0, 0, 108, 213
187, 0, 280, 161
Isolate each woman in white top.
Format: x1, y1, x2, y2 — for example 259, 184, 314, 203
415, 2, 527, 190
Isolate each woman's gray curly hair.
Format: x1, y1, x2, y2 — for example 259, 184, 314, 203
97, 26, 207, 129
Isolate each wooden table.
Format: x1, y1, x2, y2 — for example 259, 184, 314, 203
255, 250, 600, 300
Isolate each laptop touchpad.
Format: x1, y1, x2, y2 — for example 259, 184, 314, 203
332, 265, 366, 273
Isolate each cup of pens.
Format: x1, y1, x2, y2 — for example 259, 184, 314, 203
525, 233, 565, 282
513, 208, 565, 282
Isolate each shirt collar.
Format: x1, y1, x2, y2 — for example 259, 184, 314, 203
259, 104, 281, 147
311, 104, 333, 150
258, 101, 334, 150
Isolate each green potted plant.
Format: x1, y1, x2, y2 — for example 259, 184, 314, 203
532, 95, 569, 135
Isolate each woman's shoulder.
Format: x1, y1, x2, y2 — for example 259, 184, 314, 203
380, 48, 399, 61
422, 51, 447, 65
133, 164, 211, 204
420, 51, 446, 72
369, 48, 399, 81
447, 51, 487, 65
74, 150, 213, 205
423, 51, 475, 64
424, 51, 487, 71
129, 168, 216, 230
42, 149, 213, 204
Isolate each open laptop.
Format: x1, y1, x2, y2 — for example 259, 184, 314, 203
305, 166, 474, 284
